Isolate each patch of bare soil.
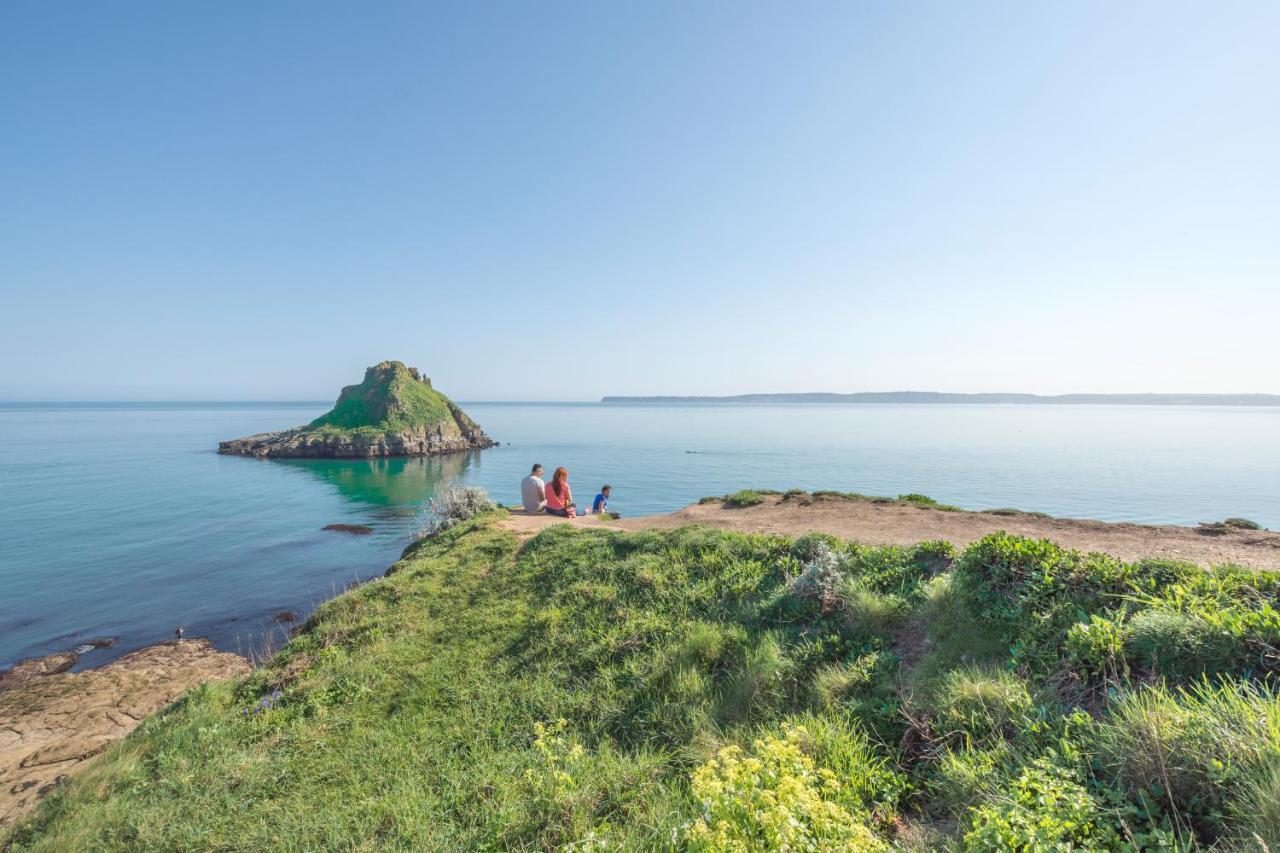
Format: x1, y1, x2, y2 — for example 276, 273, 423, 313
620, 495, 1280, 570
501, 495, 1280, 570
0, 639, 249, 826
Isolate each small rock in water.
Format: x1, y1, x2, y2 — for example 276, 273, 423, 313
322, 523, 373, 535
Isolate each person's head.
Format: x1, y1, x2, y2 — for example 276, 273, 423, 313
531, 463, 543, 478
601, 485, 611, 497
551, 466, 568, 495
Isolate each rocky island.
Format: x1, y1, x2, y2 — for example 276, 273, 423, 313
218, 361, 495, 458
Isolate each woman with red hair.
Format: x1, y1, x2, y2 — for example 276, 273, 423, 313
544, 466, 576, 517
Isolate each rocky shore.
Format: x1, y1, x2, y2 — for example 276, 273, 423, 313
0, 640, 248, 826
217, 414, 494, 459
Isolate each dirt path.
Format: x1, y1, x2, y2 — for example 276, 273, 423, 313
500, 494, 1280, 570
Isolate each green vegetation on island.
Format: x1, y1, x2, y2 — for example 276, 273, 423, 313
9, 506, 1280, 850
218, 361, 494, 458
306, 362, 454, 436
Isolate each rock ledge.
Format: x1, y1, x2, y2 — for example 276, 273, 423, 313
0, 640, 249, 826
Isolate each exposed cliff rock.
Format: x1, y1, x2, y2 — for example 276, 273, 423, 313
0, 640, 249, 826
218, 361, 496, 459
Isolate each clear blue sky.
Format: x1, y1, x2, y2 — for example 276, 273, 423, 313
3, 1, 1277, 401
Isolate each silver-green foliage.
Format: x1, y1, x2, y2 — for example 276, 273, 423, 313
416, 485, 496, 539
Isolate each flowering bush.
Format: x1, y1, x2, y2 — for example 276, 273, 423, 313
683, 724, 887, 851
523, 718, 585, 801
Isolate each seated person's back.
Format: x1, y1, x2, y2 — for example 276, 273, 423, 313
520, 464, 546, 513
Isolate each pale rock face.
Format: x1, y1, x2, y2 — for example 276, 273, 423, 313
0, 640, 250, 826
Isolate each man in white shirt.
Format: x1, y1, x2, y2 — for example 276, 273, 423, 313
520, 463, 546, 513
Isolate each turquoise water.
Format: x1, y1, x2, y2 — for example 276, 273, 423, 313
2, 401, 1279, 669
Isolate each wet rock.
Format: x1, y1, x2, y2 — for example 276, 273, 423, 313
322, 524, 373, 535
0, 652, 78, 689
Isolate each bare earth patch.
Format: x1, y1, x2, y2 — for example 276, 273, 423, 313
501, 495, 1280, 570
0, 639, 249, 826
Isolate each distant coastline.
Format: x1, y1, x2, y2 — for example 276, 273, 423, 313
601, 392, 1280, 406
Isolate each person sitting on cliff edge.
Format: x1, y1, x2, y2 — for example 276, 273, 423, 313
544, 467, 577, 518
591, 484, 617, 517
520, 463, 546, 513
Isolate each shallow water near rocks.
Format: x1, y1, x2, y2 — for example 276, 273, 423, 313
2, 401, 1278, 669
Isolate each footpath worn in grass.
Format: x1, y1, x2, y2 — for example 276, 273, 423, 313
8, 513, 1280, 850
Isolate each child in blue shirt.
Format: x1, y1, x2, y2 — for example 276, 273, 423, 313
592, 485, 613, 515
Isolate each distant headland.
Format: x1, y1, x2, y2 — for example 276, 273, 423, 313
602, 392, 1280, 406
219, 361, 495, 458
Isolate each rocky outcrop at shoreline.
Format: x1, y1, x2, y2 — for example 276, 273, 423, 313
0, 640, 249, 826
219, 361, 495, 459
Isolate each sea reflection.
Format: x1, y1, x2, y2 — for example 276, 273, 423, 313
272, 452, 479, 508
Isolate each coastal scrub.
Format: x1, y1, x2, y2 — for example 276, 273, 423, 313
9, 515, 1280, 849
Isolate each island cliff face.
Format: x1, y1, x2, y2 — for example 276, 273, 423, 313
219, 361, 496, 459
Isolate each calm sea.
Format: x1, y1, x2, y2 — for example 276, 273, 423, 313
2, 401, 1278, 669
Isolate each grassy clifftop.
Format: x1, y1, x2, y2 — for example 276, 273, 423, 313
8, 516, 1280, 849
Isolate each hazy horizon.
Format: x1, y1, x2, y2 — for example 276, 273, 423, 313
4, 2, 1277, 400
5, 389, 1280, 405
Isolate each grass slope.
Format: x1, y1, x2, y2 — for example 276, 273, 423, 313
9, 515, 1280, 850
307, 361, 454, 436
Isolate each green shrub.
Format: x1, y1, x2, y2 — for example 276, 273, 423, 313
957, 532, 1280, 683
674, 621, 737, 669
1200, 518, 1265, 535
1096, 680, 1280, 839
1122, 608, 1240, 678
963, 758, 1122, 851
1232, 760, 1280, 849
1065, 614, 1127, 681
795, 714, 910, 824
683, 723, 889, 851
717, 632, 790, 723
812, 654, 881, 708
838, 579, 906, 640
845, 541, 951, 600
898, 493, 962, 511
809, 652, 901, 739
723, 489, 768, 508
931, 667, 1034, 745
928, 743, 1015, 816
789, 532, 846, 563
